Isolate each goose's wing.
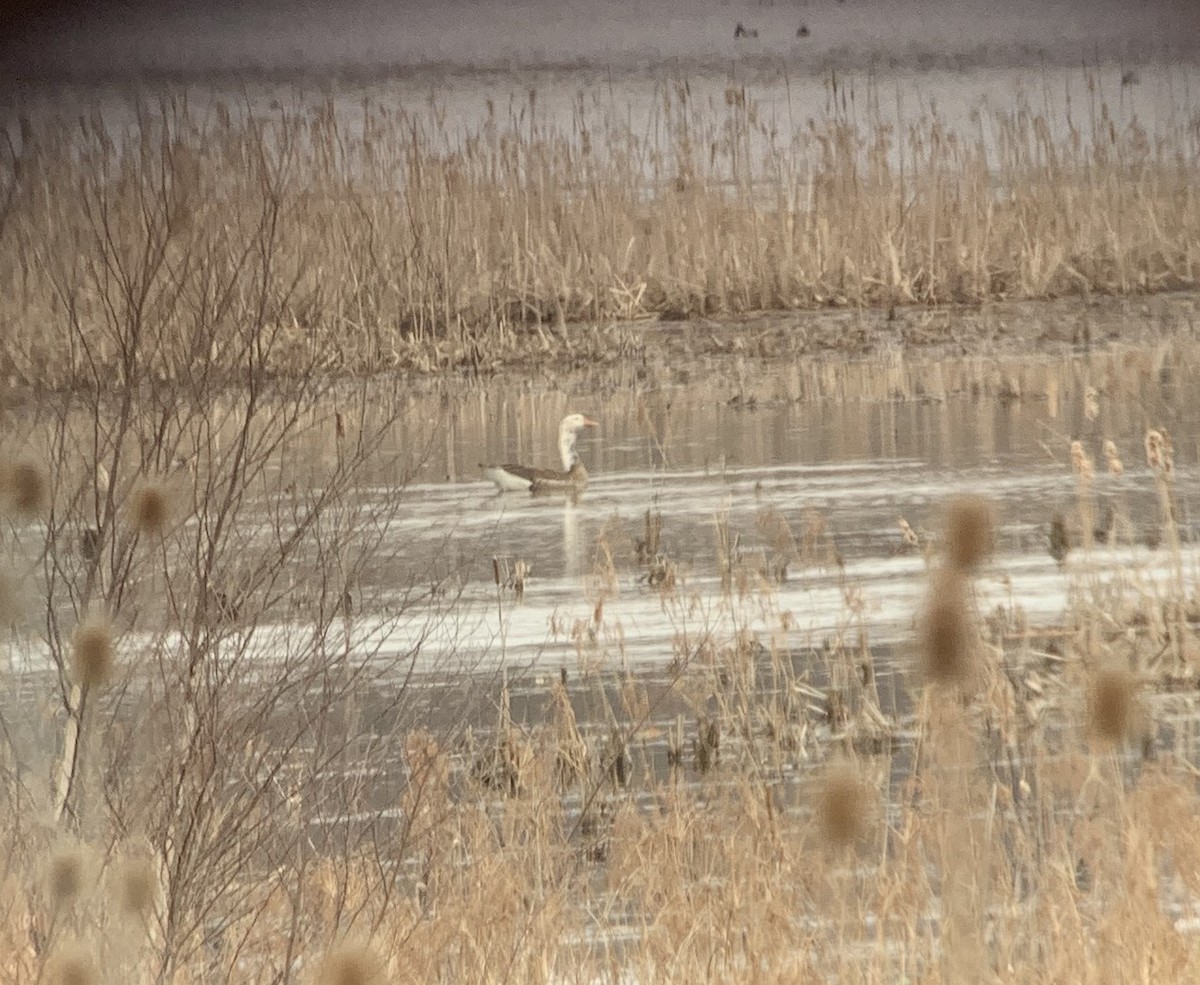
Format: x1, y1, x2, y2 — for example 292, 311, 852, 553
530, 464, 588, 495
481, 463, 567, 492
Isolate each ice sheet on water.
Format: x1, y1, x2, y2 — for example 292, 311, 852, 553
6, 539, 1191, 679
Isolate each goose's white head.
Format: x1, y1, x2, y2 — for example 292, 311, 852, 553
558, 414, 599, 470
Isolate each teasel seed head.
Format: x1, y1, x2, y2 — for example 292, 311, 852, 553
71, 614, 116, 689
941, 495, 995, 573
316, 944, 387, 985
1088, 667, 1139, 745
129, 481, 171, 537
816, 763, 871, 848
919, 571, 973, 685
2, 459, 47, 517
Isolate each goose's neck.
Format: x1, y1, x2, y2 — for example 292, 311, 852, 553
558, 425, 579, 471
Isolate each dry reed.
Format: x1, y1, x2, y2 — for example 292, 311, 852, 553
0, 566, 21, 626
2, 73, 1198, 385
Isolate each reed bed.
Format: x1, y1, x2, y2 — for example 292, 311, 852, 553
6, 406, 1200, 982
1, 69, 1198, 387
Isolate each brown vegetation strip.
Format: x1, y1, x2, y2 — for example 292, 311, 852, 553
1, 76, 1198, 388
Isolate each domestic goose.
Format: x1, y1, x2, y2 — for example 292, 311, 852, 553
482, 413, 599, 494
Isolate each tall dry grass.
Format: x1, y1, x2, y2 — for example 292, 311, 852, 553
1, 71, 1198, 385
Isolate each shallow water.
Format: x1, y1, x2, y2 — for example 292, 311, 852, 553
8, 325, 1200, 687
33, 331, 1200, 672
341, 337, 1199, 672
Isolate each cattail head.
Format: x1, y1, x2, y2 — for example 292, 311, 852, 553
1145, 429, 1173, 474
45, 845, 85, 908
1103, 440, 1124, 477
316, 944, 387, 985
919, 572, 973, 684
941, 496, 994, 573
129, 481, 171, 537
815, 763, 871, 848
113, 855, 158, 920
1070, 440, 1094, 482
71, 614, 115, 689
43, 946, 98, 985
2, 460, 47, 517
1088, 667, 1139, 745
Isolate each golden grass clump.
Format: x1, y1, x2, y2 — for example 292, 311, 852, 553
42, 946, 98, 985
2, 459, 47, 516
45, 845, 85, 907
129, 481, 171, 536
941, 495, 994, 573
71, 614, 116, 688
315, 943, 387, 985
815, 763, 871, 848
1087, 667, 1140, 745
112, 855, 158, 920
919, 571, 973, 684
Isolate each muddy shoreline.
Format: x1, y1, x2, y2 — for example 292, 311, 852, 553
443, 290, 1200, 386
4, 292, 1198, 405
